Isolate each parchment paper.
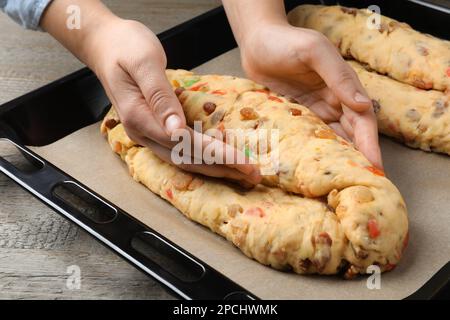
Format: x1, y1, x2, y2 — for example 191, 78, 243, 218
30, 49, 450, 299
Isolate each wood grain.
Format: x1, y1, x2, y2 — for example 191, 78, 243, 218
0, 0, 220, 300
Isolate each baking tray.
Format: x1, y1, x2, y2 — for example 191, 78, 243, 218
0, 0, 448, 300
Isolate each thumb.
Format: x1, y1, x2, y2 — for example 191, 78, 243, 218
131, 63, 187, 137
309, 40, 373, 112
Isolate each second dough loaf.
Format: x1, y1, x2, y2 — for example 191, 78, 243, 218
349, 61, 450, 155
287, 4, 450, 91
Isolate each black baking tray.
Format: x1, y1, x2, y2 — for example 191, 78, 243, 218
0, 0, 448, 300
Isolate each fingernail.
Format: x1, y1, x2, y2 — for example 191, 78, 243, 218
354, 92, 371, 104
165, 114, 182, 134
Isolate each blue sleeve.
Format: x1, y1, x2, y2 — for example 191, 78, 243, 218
1, 0, 53, 30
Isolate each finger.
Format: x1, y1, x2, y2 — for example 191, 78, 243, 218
307, 35, 373, 112
328, 122, 351, 141
126, 60, 187, 137
139, 119, 262, 179
342, 106, 383, 169
308, 100, 343, 123
339, 113, 355, 141
315, 87, 341, 110
170, 125, 261, 176
192, 128, 263, 176
144, 138, 262, 185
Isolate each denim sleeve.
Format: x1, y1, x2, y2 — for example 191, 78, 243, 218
0, 0, 53, 30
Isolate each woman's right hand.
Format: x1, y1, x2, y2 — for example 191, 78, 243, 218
41, 1, 261, 185
88, 19, 261, 184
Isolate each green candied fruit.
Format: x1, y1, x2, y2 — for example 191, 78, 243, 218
183, 77, 201, 87
244, 147, 253, 159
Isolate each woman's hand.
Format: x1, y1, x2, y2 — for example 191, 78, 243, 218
88, 19, 260, 184
41, 0, 261, 185
223, 0, 382, 169
240, 23, 382, 168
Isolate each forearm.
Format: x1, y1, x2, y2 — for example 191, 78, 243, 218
40, 0, 119, 68
222, 0, 288, 46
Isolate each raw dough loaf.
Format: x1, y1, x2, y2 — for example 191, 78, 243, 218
287, 4, 450, 91
349, 60, 450, 155
101, 70, 409, 277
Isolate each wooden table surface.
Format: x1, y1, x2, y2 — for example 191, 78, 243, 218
0, 0, 220, 300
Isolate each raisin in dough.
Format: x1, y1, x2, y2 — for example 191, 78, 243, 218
287, 4, 450, 91
349, 60, 450, 155
101, 71, 408, 277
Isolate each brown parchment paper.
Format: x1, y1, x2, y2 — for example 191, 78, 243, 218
30, 49, 450, 300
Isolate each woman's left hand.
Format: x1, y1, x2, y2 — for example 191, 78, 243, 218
238, 22, 383, 169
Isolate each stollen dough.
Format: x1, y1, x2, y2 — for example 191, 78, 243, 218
287, 4, 450, 91
100, 70, 409, 277
349, 60, 450, 155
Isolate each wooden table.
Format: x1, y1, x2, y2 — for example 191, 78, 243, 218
0, 0, 220, 300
